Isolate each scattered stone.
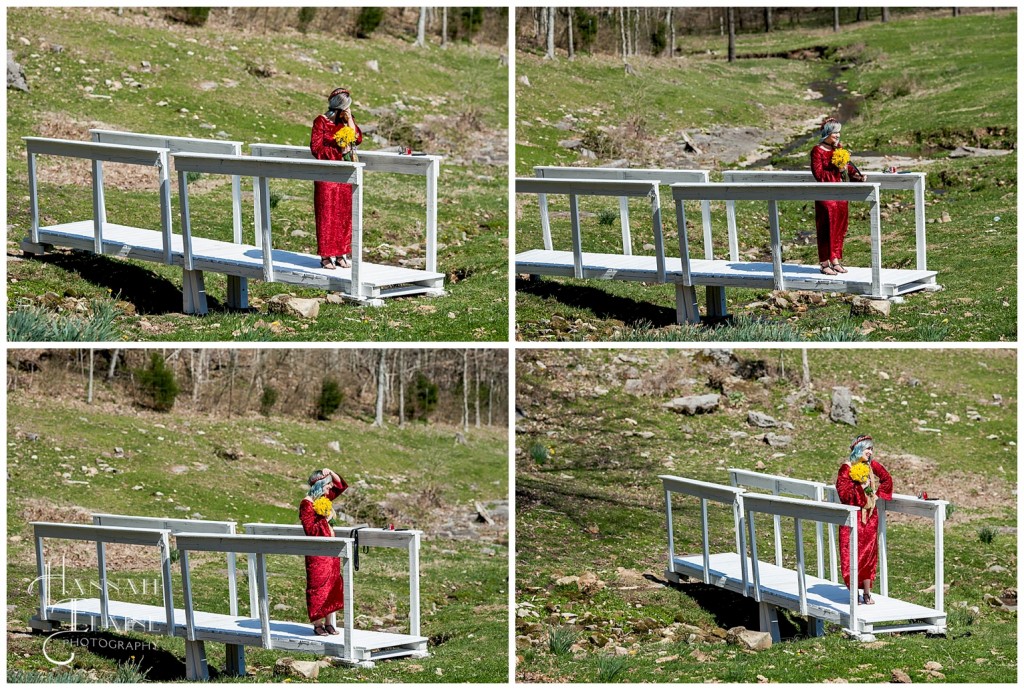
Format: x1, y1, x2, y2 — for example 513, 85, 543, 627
267, 294, 320, 319
663, 394, 721, 415
851, 296, 891, 318
8, 51, 29, 92
273, 603, 291, 611
274, 657, 319, 680
763, 433, 792, 448
518, 74, 531, 87
577, 571, 605, 596
891, 669, 912, 683
755, 460, 766, 470
555, 575, 579, 587
948, 146, 1014, 159
656, 654, 679, 664
726, 626, 772, 651
365, 59, 379, 73
559, 138, 583, 150
747, 411, 779, 428
830, 387, 857, 426
327, 441, 341, 453
923, 662, 942, 672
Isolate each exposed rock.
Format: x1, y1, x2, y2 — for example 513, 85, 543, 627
365, 59, 379, 73
267, 294, 320, 319
663, 394, 720, 415
518, 74, 531, 87
948, 146, 1014, 159
555, 575, 579, 587
577, 571, 605, 596
274, 657, 319, 680
830, 387, 857, 426
763, 433, 792, 448
7, 51, 28, 92
559, 138, 583, 150
327, 440, 341, 453
747, 411, 779, 428
851, 296, 891, 318
727, 626, 772, 651
891, 669, 912, 683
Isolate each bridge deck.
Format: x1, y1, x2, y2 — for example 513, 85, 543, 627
33, 221, 445, 299
516, 249, 937, 298
46, 598, 427, 661
672, 553, 945, 635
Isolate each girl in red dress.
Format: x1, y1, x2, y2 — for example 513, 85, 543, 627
811, 117, 865, 275
310, 88, 363, 270
836, 435, 893, 605
299, 467, 349, 635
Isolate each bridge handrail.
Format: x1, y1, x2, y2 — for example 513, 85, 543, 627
517, 177, 666, 282
249, 143, 441, 274
243, 523, 421, 637
174, 533, 355, 660
722, 169, 928, 270
670, 182, 884, 295
532, 166, 713, 259
30, 522, 175, 637
92, 514, 241, 617
22, 137, 174, 262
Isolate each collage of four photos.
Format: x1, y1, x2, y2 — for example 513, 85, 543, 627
4, 5, 1018, 685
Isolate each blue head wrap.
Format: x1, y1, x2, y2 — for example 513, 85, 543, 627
849, 435, 873, 463
819, 119, 842, 143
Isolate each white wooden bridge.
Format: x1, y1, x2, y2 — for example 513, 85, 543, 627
515, 166, 940, 324
661, 470, 947, 641
20, 130, 445, 314
28, 514, 426, 679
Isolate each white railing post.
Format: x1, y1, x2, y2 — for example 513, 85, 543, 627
247, 551, 259, 618
794, 519, 807, 615
849, 518, 858, 632
869, 186, 882, 296
28, 151, 40, 243
674, 198, 691, 286
539, 193, 553, 250
350, 168, 363, 296
767, 199, 783, 290
35, 534, 47, 622
343, 541, 355, 662
96, 540, 109, 629
157, 151, 173, 265
664, 489, 675, 570
426, 158, 439, 273
814, 486, 825, 580
735, 495, 749, 597
828, 522, 838, 582
409, 532, 421, 637
160, 532, 175, 636
934, 503, 945, 613
914, 174, 927, 270
877, 502, 888, 597
227, 523, 239, 617
230, 143, 243, 244
650, 187, 666, 283
726, 200, 739, 261
619, 196, 632, 255
747, 509, 761, 602
92, 159, 106, 254
257, 177, 274, 282
256, 552, 272, 649
700, 497, 710, 583
700, 171, 714, 260
180, 548, 196, 640
569, 193, 583, 279
252, 176, 263, 248
772, 488, 783, 568
177, 169, 194, 271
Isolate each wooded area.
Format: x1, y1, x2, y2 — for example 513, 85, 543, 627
517, 7, 996, 59
7, 348, 509, 430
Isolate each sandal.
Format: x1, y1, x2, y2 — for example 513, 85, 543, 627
324, 624, 339, 635
336, 255, 351, 268
313, 624, 330, 636
321, 257, 336, 270
831, 261, 848, 274
820, 262, 837, 276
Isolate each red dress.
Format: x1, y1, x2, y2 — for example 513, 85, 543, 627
810, 145, 859, 263
836, 460, 893, 587
310, 115, 363, 258
299, 475, 349, 621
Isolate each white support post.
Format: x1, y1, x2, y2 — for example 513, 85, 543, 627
934, 504, 945, 613
36, 535, 47, 622
227, 525, 239, 617
350, 169, 364, 297
773, 511, 783, 568
767, 199, 783, 291
736, 496, 749, 598
256, 552, 272, 650
231, 143, 243, 245
426, 159, 439, 273
828, 523, 838, 582
177, 170, 194, 271
877, 504, 888, 597
157, 151, 173, 265
700, 201, 714, 260
409, 532, 421, 637
180, 548, 196, 641
569, 193, 583, 279
747, 510, 761, 602
794, 519, 807, 616
247, 553, 259, 618
257, 177, 274, 282
650, 187, 666, 283
28, 152, 40, 243
539, 193, 553, 251
674, 198, 691, 286
92, 159, 106, 255
869, 188, 882, 297
96, 541, 110, 629
252, 176, 263, 248
849, 519, 859, 631
618, 196, 632, 255
726, 200, 739, 261
664, 489, 675, 570
343, 541, 355, 663
700, 498, 710, 583
814, 486, 825, 580
914, 175, 927, 270
160, 532, 174, 637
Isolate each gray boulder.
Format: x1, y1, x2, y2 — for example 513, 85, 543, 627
747, 411, 778, 428
830, 387, 857, 426
7, 51, 28, 92
663, 394, 720, 415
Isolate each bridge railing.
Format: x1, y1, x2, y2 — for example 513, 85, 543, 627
530, 166, 713, 259
22, 137, 173, 262
671, 182, 884, 295
30, 522, 175, 635
517, 177, 666, 282
243, 523, 422, 637
722, 170, 928, 270
249, 144, 442, 274
175, 532, 356, 661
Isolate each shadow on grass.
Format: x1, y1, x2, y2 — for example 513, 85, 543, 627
516, 277, 677, 327
657, 578, 807, 640
31, 251, 225, 315
31, 629, 192, 681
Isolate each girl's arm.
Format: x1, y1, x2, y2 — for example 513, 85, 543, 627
871, 461, 893, 501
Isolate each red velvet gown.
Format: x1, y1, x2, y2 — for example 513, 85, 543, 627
810, 145, 859, 264
836, 460, 893, 587
299, 475, 349, 621
310, 115, 363, 258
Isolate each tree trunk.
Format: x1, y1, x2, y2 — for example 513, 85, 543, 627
474, 354, 481, 428
462, 350, 470, 432
668, 8, 676, 57
415, 7, 427, 47
441, 7, 448, 47
373, 348, 387, 427
764, 7, 773, 32
545, 7, 555, 59
87, 348, 94, 404
619, 7, 628, 57
857, 7, 866, 22
566, 8, 574, 59
398, 350, 406, 428
106, 348, 120, 380
727, 8, 736, 62
833, 7, 840, 31
802, 349, 811, 388
952, 7, 960, 17
881, 7, 890, 22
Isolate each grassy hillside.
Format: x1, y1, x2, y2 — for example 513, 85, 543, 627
515, 348, 1016, 682
6, 388, 509, 682
515, 12, 1016, 341
6, 7, 509, 341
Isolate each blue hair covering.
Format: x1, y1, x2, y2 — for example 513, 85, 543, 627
307, 476, 334, 501
819, 118, 842, 143
849, 435, 874, 463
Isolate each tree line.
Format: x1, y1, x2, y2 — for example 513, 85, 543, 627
518, 7, 997, 61
7, 348, 509, 431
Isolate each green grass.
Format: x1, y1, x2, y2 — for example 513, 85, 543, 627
515, 12, 1016, 342
515, 348, 1016, 682
7, 394, 508, 682
7, 8, 508, 341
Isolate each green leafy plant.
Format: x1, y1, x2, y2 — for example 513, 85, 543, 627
596, 654, 629, 682
413, 372, 439, 420
529, 442, 550, 464
8, 300, 120, 342
135, 353, 180, 412
259, 386, 278, 416
316, 379, 343, 420
597, 208, 618, 226
547, 625, 578, 655
297, 7, 316, 33
978, 526, 996, 544
354, 7, 384, 38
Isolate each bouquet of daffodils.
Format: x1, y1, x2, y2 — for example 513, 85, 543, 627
848, 461, 876, 522
333, 126, 359, 162
831, 146, 852, 181
312, 496, 335, 524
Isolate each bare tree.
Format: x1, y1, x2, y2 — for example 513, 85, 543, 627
441, 7, 448, 47
802, 349, 811, 388
764, 7, 773, 32
106, 348, 120, 380
727, 8, 736, 62
881, 7, 890, 22
544, 7, 556, 59
87, 348, 95, 403
857, 8, 866, 22
667, 8, 676, 57
415, 7, 427, 47
619, 7, 628, 57
566, 8, 574, 59
833, 7, 840, 31
462, 350, 470, 432
373, 349, 387, 427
